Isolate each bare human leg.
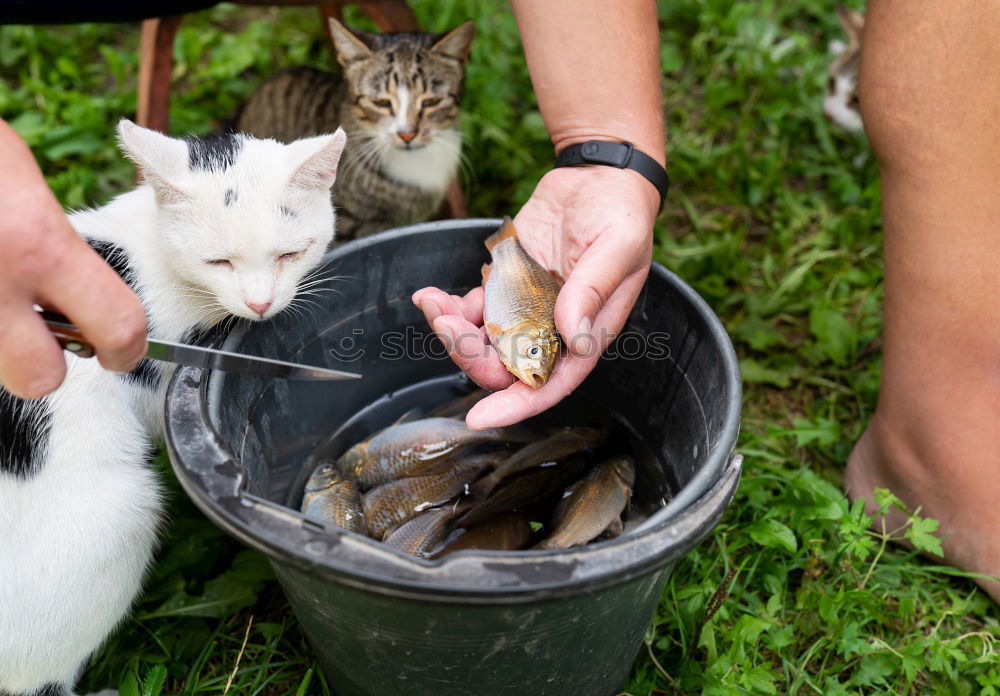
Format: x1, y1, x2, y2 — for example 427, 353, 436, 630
845, 0, 1000, 601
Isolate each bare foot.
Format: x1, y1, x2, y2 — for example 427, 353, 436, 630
846, 416, 1000, 603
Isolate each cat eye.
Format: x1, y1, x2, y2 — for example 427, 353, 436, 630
278, 251, 302, 262
373, 98, 393, 109
421, 97, 442, 108
206, 259, 232, 268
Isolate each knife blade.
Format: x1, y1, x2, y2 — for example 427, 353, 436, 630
39, 310, 360, 382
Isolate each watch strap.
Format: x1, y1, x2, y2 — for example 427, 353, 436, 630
554, 140, 668, 211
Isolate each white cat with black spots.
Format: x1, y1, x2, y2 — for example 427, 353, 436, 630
0, 120, 345, 696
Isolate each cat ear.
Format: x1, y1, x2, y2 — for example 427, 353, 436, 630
836, 6, 864, 45
328, 18, 374, 66
431, 20, 475, 61
116, 119, 188, 203
288, 128, 348, 191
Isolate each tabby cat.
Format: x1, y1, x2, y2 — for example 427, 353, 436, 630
824, 6, 864, 133
235, 18, 475, 240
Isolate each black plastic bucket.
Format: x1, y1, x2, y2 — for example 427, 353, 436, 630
164, 219, 743, 696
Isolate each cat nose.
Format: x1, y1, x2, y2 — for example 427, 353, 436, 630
246, 301, 272, 316
398, 130, 417, 143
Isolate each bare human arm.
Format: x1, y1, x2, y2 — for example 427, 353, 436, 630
0, 119, 147, 398
413, 0, 664, 428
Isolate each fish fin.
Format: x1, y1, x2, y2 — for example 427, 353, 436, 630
598, 516, 624, 540
381, 522, 400, 541
392, 407, 424, 426
549, 268, 565, 286
484, 216, 518, 252
481, 263, 492, 284
484, 321, 504, 342
428, 389, 489, 419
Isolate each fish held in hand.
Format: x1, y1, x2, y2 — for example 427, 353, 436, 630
337, 416, 535, 490
482, 217, 562, 388
536, 456, 635, 550
301, 461, 368, 536
362, 454, 500, 540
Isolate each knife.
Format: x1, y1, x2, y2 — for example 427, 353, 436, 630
40, 310, 360, 382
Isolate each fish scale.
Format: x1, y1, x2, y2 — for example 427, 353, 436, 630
434, 512, 534, 556
457, 458, 589, 529
337, 417, 533, 490
301, 474, 368, 536
383, 507, 457, 558
536, 456, 636, 550
483, 236, 561, 334
482, 217, 562, 387
474, 427, 607, 497
362, 454, 499, 540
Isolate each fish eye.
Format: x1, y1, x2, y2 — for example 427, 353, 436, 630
528, 345, 541, 358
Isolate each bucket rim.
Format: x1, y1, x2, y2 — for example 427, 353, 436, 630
164, 218, 743, 599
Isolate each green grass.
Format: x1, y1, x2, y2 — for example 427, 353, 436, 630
2, 0, 999, 693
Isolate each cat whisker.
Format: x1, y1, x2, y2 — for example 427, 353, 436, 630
292, 296, 325, 312
298, 267, 349, 287
297, 274, 352, 293
296, 280, 344, 296
353, 135, 388, 170
298, 287, 344, 300
341, 132, 385, 177
435, 136, 476, 186
287, 298, 323, 323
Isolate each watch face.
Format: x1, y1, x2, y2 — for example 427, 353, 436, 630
581, 141, 631, 167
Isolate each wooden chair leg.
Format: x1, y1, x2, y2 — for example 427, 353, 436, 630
321, 0, 419, 37
319, 2, 344, 50
357, 0, 419, 32
137, 15, 183, 134
443, 177, 467, 219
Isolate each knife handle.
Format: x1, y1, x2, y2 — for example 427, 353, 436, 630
38, 310, 96, 358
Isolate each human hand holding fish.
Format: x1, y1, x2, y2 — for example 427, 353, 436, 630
413, 165, 658, 429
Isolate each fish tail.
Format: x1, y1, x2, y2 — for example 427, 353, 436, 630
484, 216, 518, 252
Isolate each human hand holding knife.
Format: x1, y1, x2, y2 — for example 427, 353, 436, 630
39, 309, 360, 381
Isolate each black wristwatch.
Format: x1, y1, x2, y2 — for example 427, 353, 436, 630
554, 140, 669, 212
